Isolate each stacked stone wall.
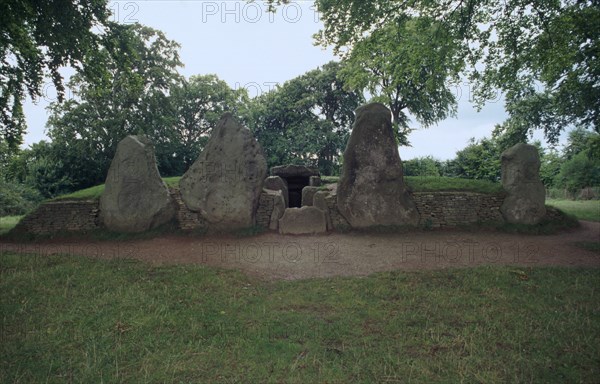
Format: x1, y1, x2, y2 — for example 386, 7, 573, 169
13, 200, 100, 235
412, 192, 505, 228
11, 191, 509, 234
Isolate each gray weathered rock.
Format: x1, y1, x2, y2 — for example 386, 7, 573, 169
337, 103, 419, 228
313, 191, 333, 231
100, 135, 175, 233
270, 165, 320, 208
179, 113, 267, 229
500, 143, 546, 224
301, 186, 320, 207
271, 165, 319, 178
264, 176, 289, 207
278, 206, 327, 235
269, 190, 286, 231
309, 176, 322, 187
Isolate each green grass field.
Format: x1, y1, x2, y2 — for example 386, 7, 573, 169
0, 216, 23, 236
1, 252, 598, 383
546, 199, 600, 222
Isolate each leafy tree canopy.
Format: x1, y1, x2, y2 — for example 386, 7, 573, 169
247, 61, 364, 175
267, 0, 599, 144
46, 23, 184, 189
165, 74, 249, 176
0, 0, 111, 148
340, 17, 463, 145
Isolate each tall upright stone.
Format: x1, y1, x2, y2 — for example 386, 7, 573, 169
179, 113, 267, 229
500, 143, 546, 224
100, 135, 175, 233
337, 103, 419, 228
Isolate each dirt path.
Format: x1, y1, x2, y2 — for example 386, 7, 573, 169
2, 222, 599, 280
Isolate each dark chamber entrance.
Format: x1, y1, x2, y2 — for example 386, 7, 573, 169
270, 165, 320, 209
285, 176, 310, 208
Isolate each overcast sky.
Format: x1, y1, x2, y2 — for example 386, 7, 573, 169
22, 0, 565, 160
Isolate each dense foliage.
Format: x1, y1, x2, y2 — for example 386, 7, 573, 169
0, 0, 111, 148
309, 0, 600, 144
406, 127, 600, 197
340, 17, 463, 145
247, 61, 364, 174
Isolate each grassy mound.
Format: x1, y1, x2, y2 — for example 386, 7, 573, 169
53, 176, 503, 202
405, 176, 503, 194
52, 177, 182, 201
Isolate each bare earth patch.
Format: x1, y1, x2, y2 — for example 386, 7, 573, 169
2, 221, 599, 280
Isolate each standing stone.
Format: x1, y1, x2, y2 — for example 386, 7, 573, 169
313, 191, 333, 231
100, 135, 175, 233
269, 190, 286, 231
500, 143, 546, 224
278, 207, 327, 235
179, 113, 267, 229
301, 186, 320, 207
337, 103, 419, 228
264, 176, 289, 207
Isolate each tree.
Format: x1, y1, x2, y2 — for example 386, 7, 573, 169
554, 128, 600, 193
0, 0, 111, 148
539, 149, 562, 188
452, 137, 502, 182
556, 150, 600, 193
164, 75, 249, 176
247, 62, 364, 174
403, 156, 442, 177
340, 17, 463, 145
22, 141, 73, 198
563, 127, 597, 160
308, 0, 599, 144
46, 23, 183, 189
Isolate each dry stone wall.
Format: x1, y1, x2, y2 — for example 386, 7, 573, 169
12, 190, 508, 235
256, 191, 277, 229
412, 192, 505, 228
12, 200, 100, 235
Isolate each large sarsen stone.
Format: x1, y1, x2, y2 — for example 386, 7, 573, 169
179, 113, 267, 229
337, 103, 419, 228
100, 135, 175, 233
500, 143, 546, 224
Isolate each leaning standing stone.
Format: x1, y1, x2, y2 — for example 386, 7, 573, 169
337, 103, 420, 228
500, 143, 546, 224
100, 135, 175, 233
179, 113, 267, 229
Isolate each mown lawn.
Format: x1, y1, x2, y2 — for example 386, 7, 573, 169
0, 216, 22, 236
1, 252, 598, 383
546, 199, 600, 222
